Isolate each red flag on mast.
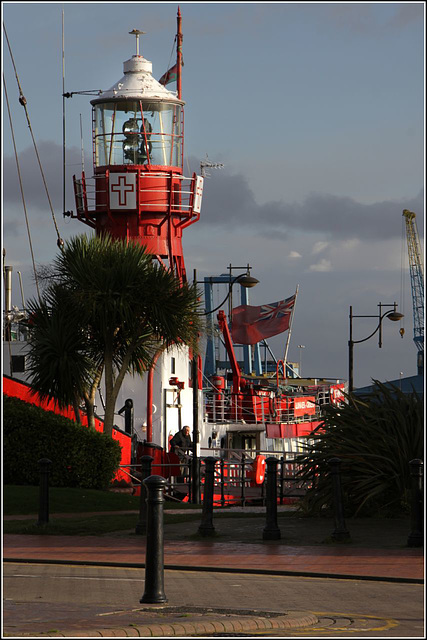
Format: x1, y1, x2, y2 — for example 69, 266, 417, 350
159, 63, 178, 86
231, 295, 296, 345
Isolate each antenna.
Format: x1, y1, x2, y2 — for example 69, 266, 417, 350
79, 113, 85, 174
129, 29, 146, 56
200, 154, 224, 178
17, 271, 26, 311
62, 9, 66, 216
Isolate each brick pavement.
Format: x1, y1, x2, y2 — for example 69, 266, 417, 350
4, 532, 423, 581
3, 509, 424, 637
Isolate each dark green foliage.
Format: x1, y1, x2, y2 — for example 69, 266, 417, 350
3, 395, 121, 489
296, 380, 424, 517
26, 234, 203, 435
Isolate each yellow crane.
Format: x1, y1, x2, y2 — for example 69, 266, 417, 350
402, 209, 424, 374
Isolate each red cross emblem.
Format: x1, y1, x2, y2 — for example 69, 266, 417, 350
111, 175, 135, 206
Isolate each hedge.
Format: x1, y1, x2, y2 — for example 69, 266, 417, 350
3, 395, 122, 490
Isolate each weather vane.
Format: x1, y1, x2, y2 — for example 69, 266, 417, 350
129, 29, 146, 56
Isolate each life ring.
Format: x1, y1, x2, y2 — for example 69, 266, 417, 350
252, 455, 266, 485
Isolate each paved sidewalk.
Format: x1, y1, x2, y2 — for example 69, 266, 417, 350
4, 533, 424, 582
3, 508, 424, 638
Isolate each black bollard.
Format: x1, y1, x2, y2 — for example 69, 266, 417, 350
135, 455, 153, 535
407, 459, 423, 548
263, 457, 281, 540
240, 456, 246, 507
37, 458, 52, 527
328, 457, 351, 542
198, 457, 216, 537
220, 458, 225, 508
140, 475, 168, 604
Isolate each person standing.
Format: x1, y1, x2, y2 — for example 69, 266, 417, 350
169, 426, 192, 481
170, 425, 192, 457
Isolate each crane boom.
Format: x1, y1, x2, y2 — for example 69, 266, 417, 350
402, 209, 424, 373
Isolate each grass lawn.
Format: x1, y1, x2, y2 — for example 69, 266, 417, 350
3, 485, 200, 516
3, 511, 203, 536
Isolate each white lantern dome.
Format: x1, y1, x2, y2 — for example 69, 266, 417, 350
91, 54, 183, 106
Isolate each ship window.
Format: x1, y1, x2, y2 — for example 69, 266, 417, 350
11, 355, 26, 372
93, 101, 183, 168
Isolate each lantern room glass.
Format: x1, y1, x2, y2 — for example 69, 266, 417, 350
93, 101, 183, 168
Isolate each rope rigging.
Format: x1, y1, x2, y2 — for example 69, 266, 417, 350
3, 23, 64, 250
3, 73, 41, 303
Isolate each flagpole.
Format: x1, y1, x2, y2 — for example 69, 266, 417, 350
283, 284, 299, 380
177, 6, 183, 100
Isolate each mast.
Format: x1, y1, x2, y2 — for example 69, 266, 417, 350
177, 6, 183, 100
283, 284, 299, 379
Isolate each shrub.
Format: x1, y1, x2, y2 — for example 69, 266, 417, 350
296, 380, 423, 517
3, 395, 121, 490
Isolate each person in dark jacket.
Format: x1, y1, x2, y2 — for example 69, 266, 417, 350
170, 426, 192, 457
170, 426, 192, 481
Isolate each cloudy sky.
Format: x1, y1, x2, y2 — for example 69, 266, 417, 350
2, 2, 425, 388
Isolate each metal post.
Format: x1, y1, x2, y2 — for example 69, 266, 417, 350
191, 354, 200, 504
37, 458, 52, 527
279, 456, 285, 505
328, 458, 351, 542
4, 265, 13, 341
135, 455, 153, 535
198, 457, 216, 536
407, 459, 423, 548
140, 475, 168, 604
263, 457, 281, 540
220, 458, 225, 507
199, 456, 216, 536
187, 456, 192, 503
348, 306, 354, 393
240, 455, 246, 507
118, 398, 134, 435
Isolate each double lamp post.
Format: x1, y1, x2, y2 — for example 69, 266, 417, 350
348, 302, 403, 393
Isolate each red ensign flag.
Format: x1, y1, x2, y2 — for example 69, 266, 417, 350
231, 295, 296, 345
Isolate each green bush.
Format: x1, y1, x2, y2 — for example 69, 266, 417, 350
296, 380, 423, 517
3, 395, 122, 490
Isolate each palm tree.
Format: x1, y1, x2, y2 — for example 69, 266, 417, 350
26, 234, 202, 437
26, 284, 99, 424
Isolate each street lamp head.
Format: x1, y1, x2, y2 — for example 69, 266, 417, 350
236, 274, 259, 288
386, 311, 404, 322
199, 270, 259, 316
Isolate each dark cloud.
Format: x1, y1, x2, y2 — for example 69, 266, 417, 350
3, 141, 87, 213
192, 159, 424, 242
5, 145, 422, 246
386, 3, 424, 29
319, 3, 423, 35
3, 220, 22, 237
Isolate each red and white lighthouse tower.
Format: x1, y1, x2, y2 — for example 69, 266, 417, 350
72, 11, 203, 282
70, 11, 204, 446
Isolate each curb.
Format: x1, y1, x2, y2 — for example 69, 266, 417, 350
10, 611, 319, 637
4, 557, 424, 585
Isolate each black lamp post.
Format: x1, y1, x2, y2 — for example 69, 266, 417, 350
348, 302, 403, 392
190, 267, 259, 504
199, 268, 259, 317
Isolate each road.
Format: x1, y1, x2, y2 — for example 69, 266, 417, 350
3, 562, 425, 638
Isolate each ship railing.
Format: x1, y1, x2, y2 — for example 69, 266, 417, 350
121, 449, 308, 507
203, 397, 324, 424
